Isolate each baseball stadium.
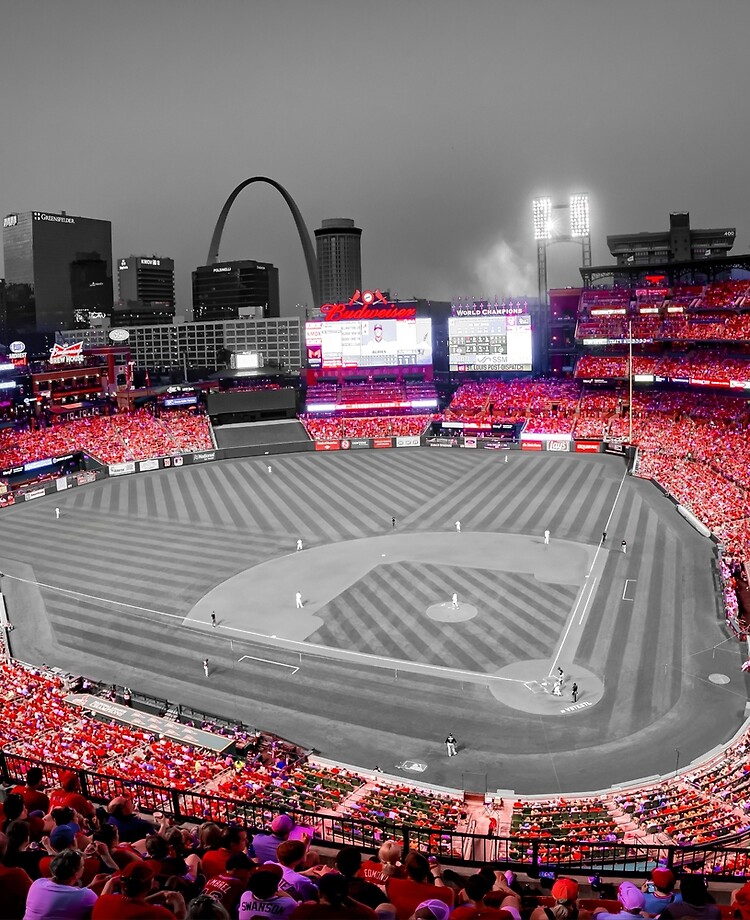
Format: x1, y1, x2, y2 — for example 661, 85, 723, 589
3, 279, 750, 914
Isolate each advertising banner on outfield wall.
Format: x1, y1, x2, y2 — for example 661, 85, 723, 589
340, 438, 371, 450
481, 439, 510, 450
521, 440, 543, 451
373, 438, 393, 448
24, 488, 46, 501
604, 441, 626, 455
575, 441, 601, 453
547, 439, 569, 452
462, 437, 477, 448
427, 436, 456, 447
315, 440, 341, 451
109, 462, 136, 476
395, 436, 421, 448
55, 477, 70, 491
139, 459, 160, 472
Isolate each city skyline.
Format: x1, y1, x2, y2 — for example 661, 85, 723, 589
2, 0, 750, 318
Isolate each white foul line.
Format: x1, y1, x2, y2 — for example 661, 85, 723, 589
0, 571, 526, 685
237, 655, 299, 675
622, 579, 636, 601
549, 468, 628, 676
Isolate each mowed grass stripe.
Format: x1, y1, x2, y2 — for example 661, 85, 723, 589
220, 463, 301, 537
486, 458, 569, 533
510, 458, 590, 536
289, 460, 387, 539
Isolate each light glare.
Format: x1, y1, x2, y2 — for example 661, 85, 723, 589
570, 193, 590, 237
533, 197, 552, 240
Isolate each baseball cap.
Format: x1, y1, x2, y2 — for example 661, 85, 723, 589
551, 878, 579, 901
619, 882, 646, 911
652, 868, 675, 889
413, 900, 452, 920
271, 814, 294, 833
49, 826, 75, 850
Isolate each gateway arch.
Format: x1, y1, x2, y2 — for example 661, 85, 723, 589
206, 176, 321, 310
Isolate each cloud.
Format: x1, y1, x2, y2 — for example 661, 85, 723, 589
473, 238, 536, 299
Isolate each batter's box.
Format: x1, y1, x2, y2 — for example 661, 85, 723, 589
524, 680, 548, 694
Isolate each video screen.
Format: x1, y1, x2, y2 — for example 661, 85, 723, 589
305, 318, 432, 368
448, 314, 532, 372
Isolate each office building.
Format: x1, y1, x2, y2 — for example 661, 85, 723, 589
58, 316, 302, 374
315, 218, 362, 304
115, 255, 175, 326
192, 260, 279, 322
2, 210, 113, 337
607, 212, 736, 266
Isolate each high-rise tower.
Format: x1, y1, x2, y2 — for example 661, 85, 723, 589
314, 218, 362, 304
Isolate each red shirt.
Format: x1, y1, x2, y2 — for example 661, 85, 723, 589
356, 860, 406, 886
10, 785, 50, 814
201, 873, 247, 913
385, 877, 454, 920
38, 854, 100, 887
92, 894, 175, 919
0, 864, 33, 920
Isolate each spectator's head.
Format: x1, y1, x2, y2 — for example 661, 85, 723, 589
404, 851, 431, 883
464, 873, 493, 903
93, 824, 118, 849
121, 860, 158, 898
318, 872, 349, 909
50, 849, 84, 885
221, 825, 248, 853
51, 807, 76, 827
336, 845, 363, 878
185, 895, 231, 920
411, 899, 452, 920
270, 814, 294, 839
198, 822, 222, 851
247, 867, 284, 899
226, 852, 254, 881
377, 839, 402, 878
145, 834, 168, 860
49, 825, 76, 852
59, 771, 80, 793
680, 876, 710, 906
619, 882, 646, 913
376, 905, 397, 920
276, 839, 306, 870
5, 820, 30, 852
2, 794, 26, 823
652, 868, 676, 893
107, 795, 134, 819
25, 767, 45, 789
551, 877, 579, 905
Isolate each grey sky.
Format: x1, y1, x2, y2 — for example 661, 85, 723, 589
2, 0, 749, 314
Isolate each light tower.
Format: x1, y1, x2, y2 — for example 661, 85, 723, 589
533, 194, 591, 305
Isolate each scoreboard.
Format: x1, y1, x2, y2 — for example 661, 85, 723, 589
448, 314, 532, 372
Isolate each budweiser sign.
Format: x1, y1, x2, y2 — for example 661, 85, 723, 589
49, 341, 84, 364
320, 289, 416, 321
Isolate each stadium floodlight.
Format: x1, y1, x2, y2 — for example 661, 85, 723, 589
533, 197, 553, 240
569, 193, 590, 237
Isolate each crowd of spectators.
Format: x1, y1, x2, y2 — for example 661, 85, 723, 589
573, 351, 750, 382
300, 416, 433, 440
0, 409, 213, 470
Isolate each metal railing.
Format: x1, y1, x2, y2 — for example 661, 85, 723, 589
2, 749, 750, 879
